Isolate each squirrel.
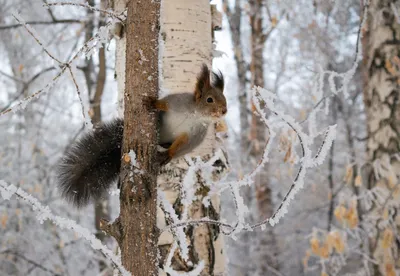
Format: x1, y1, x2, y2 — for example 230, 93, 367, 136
57, 64, 227, 207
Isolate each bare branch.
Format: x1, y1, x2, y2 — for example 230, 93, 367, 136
0, 19, 82, 30
45, 1, 125, 22
1, 67, 56, 113
12, 14, 64, 64
68, 66, 92, 128
0, 250, 62, 276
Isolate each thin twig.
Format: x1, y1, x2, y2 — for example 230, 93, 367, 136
0, 250, 62, 276
68, 66, 90, 126
0, 180, 130, 276
0, 19, 82, 30
12, 14, 64, 64
45, 1, 125, 22
0, 68, 65, 116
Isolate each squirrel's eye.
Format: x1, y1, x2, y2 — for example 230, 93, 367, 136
207, 97, 214, 103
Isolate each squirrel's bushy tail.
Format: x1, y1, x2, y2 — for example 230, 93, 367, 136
57, 119, 124, 207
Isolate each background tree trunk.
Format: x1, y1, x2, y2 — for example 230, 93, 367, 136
363, 0, 400, 275
248, 0, 279, 274
83, 1, 110, 272
83, 0, 110, 236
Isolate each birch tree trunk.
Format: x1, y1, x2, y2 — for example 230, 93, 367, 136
248, 0, 279, 274
157, 0, 227, 275
363, 1, 400, 275
107, 0, 160, 274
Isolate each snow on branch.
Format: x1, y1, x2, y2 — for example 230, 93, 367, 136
1, 10, 121, 126
0, 180, 130, 276
44, 1, 126, 22
158, 191, 190, 261
315, 1, 368, 99
164, 242, 205, 276
13, 13, 63, 64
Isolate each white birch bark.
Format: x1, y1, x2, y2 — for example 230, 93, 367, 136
158, 0, 227, 275
113, 0, 126, 116
363, 1, 400, 275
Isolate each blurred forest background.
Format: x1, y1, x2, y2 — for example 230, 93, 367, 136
1, 0, 399, 275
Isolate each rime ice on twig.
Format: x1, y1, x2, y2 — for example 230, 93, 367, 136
158, 191, 190, 261
1, 12, 118, 120
0, 69, 63, 116
0, 180, 130, 276
164, 241, 205, 276
44, 1, 126, 22
68, 66, 93, 129
13, 13, 63, 64
313, 2, 368, 100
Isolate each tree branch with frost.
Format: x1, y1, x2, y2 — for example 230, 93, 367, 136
0, 11, 119, 122
314, 2, 368, 100
44, 1, 126, 22
0, 180, 130, 276
164, 242, 205, 276
12, 14, 63, 64
158, 191, 190, 261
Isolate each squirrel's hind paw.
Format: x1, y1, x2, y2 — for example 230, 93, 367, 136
157, 150, 171, 166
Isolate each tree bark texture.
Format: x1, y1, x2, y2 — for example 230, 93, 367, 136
249, 0, 280, 274
157, 0, 227, 275
113, 0, 161, 275
363, 0, 400, 275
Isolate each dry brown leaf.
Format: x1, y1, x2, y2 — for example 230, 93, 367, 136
1, 212, 8, 229
344, 165, 353, 185
355, 175, 362, 187
271, 16, 278, 27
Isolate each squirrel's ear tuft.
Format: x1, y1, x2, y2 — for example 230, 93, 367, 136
212, 70, 224, 91
195, 63, 211, 101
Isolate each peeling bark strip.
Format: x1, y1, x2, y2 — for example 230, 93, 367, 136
114, 0, 160, 274
363, 0, 400, 275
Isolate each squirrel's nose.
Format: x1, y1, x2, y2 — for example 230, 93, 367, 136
222, 107, 227, 115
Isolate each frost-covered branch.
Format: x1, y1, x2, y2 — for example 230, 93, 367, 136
158, 191, 190, 261
44, 1, 126, 22
68, 66, 92, 128
0, 180, 130, 276
12, 13, 63, 64
1, 12, 119, 122
164, 242, 205, 276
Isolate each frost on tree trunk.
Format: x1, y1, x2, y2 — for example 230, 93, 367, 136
363, 0, 400, 275
249, 0, 279, 274
157, 0, 227, 275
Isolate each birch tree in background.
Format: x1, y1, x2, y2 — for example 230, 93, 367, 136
157, 0, 227, 274
363, 1, 400, 275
